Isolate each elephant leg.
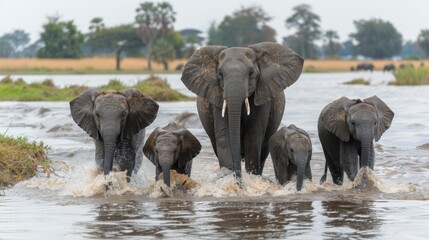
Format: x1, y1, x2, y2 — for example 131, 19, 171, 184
340, 140, 359, 181
115, 138, 136, 181
213, 106, 233, 170
197, 98, 218, 157
287, 164, 297, 182
94, 139, 104, 171
305, 163, 312, 180
319, 130, 343, 185
243, 103, 271, 175
155, 165, 162, 181
132, 129, 145, 175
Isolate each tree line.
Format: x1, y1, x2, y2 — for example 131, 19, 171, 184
1, 2, 429, 70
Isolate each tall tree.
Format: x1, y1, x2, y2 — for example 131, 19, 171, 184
323, 30, 340, 58
417, 29, 429, 58
86, 24, 142, 70
0, 38, 13, 57
208, 6, 276, 46
285, 4, 321, 59
89, 17, 105, 33
179, 28, 204, 58
350, 19, 402, 59
135, 1, 176, 70
36, 17, 84, 58
1, 30, 30, 55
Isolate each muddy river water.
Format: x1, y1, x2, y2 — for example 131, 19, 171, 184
1, 72, 429, 239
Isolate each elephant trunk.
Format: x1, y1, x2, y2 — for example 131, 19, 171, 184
159, 157, 173, 188
360, 137, 374, 170
224, 71, 248, 185
103, 135, 117, 175
296, 155, 308, 191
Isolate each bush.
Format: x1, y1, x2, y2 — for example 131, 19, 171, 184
344, 78, 370, 85
390, 67, 429, 85
0, 135, 51, 187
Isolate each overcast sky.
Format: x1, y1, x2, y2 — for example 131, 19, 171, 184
1, 0, 428, 43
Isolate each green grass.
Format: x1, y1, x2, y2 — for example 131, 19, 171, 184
0, 135, 52, 187
390, 67, 429, 85
344, 78, 371, 85
0, 75, 193, 101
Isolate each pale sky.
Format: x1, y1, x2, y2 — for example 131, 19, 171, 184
0, 0, 428, 43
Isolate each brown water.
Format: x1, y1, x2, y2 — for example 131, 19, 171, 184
1, 72, 429, 239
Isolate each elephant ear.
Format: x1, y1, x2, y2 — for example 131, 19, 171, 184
181, 45, 227, 108
364, 95, 395, 142
322, 97, 356, 142
69, 88, 101, 139
249, 42, 304, 106
119, 89, 159, 138
143, 127, 162, 166
269, 128, 289, 174
175, 129, 201, 169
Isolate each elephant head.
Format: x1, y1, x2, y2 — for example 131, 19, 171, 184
143, 122, 201, 188
269, 125, 312, 191
181, 42, 303, 181
70, 88, 159, 175
321, 96, 394, 179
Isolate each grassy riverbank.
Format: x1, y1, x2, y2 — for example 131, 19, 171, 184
389, 67, 429, 85
0, 135, 51, 187
1, 57, 429, 74
0, 75, 192, 101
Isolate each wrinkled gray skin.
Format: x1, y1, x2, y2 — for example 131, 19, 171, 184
181, 42, 303, 185
70, 89, 159, 180
269, 125, 312, 191
143, 122, 201, 188
318, 96, 394, 185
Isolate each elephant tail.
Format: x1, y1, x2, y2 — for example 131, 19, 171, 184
319, 162, 328, 184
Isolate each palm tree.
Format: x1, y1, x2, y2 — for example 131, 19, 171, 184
89, 17, 105, 33
324, 30, 339, 57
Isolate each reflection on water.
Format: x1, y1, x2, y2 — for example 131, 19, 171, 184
1, 72, 429, 238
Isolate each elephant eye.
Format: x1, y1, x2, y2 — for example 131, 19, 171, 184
218, 69, 223, 78
96, 113, 100, 119
249, 69, 254, 77
351, 120, 355, 125
290, 149, 294, 153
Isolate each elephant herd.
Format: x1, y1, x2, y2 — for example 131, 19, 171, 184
70, 42, 394, 194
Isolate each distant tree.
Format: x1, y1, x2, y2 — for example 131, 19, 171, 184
417, 29, 429, 58
19, 40, 44, 57
151, 31, 184, 70
36, 17, 84, 58
339, 40, 355, 58
323, 30, 340, 58
89, 17, 105, 33
208, 6, 276, 46
1, 30, 30, 56
350, 19, 402, 59
207, 21, 220, 45
86, 24, 142, 70
179, 28, 204, 58
401, 40, 424, 59
135, 1, 176, 70
285, 4, 322, 59
0, 38, 13, 57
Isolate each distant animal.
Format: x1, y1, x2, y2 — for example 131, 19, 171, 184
181, 42, 303, 185
383, 64, 396, 72
318, 96, 394, 185
399, 63, 414, 69
143, 122, 201, 188
70, 89, 159, 180
356, 63, 374, 72
175, 64, 184, 71
269, 124, 312, 191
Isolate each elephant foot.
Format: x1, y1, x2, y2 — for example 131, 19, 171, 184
160, 184, 173, 197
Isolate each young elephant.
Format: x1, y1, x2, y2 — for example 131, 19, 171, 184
70, 89, 159, 179
143, 122, 201, 188
269, 124, 312, 191
318, 96, 394, 185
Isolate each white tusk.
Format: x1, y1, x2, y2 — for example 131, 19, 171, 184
222, 99, 227, 117
245, 98, 250, 116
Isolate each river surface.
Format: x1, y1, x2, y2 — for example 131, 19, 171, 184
1, 72, 429, 239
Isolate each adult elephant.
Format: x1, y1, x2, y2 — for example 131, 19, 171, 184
318, 96, 394, 185
181, 42, 303, 184
70, 89, 159, 179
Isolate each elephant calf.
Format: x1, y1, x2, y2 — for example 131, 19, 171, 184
318, 96, 394, 185
143, 122, 201, 188
70, 89, 159, 180
269, 124, 312, 191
